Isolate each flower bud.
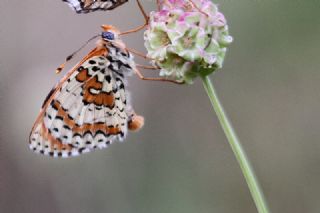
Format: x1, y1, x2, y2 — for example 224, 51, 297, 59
144, 0, 233, 83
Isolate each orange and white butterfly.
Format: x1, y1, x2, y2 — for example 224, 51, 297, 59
29, 25, 181, 158
29, 25, 145, 158
62, 0, 128, 13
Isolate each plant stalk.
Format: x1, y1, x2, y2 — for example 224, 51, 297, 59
201, 75, 270, 213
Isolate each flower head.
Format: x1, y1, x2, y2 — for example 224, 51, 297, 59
144, 0, 233, 83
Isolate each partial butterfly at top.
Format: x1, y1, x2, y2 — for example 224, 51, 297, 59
63, 0, 169, 13
61, 0, 150, 36
62, 0, 128, 13
62, 0, 204, 15
29, 25, 182, 158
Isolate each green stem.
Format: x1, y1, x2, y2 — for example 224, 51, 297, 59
201, 76, 270, 213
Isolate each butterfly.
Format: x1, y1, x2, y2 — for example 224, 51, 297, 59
29, 25, 145, 158
29, 25, 182, 158
62, 0, 128, 13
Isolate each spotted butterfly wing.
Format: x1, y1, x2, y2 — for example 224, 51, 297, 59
62, 0, 128, 13
29, 29, 143, 158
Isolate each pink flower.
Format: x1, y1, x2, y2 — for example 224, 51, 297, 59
144, 0, 233, 83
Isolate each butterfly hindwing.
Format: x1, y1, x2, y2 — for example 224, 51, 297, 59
62, 0, 128, 13
29, 52, 134, 157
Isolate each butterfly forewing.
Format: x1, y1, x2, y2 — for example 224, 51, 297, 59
62, 0, 128, 13
29, 44, 137, 158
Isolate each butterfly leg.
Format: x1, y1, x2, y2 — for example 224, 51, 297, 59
126, 48, 155, 61
136, 64, 160, 70
127, 49, 162, 71
134, 67, 184, 84
120, 0, 149, 35
127, 48, 162, 70
136, 0, 148, 22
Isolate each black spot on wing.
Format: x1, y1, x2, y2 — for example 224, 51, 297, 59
105, 75, 111, 83
92, 66, 100, 71
88, 60, 96, 65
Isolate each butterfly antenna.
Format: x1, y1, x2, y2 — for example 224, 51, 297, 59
55, 34, 100, 74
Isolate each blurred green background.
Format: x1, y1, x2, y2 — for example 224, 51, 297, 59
1, 0, 320, 212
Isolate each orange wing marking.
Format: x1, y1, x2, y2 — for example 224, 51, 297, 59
40, 122, 73, 152
82, 76, 115, 107
52, 100, 121, 135
30, 47, 108, 135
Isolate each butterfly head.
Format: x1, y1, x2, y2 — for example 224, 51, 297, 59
101, 25, 120, 41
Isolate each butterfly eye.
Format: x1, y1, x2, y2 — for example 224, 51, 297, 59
102, 31, 115, 41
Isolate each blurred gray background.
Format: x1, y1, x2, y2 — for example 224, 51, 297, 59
1, 0, 320, 212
